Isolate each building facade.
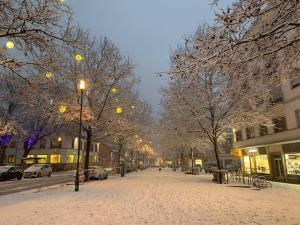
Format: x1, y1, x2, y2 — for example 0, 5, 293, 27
3, 134, 119, 171
232, 77, 300, 183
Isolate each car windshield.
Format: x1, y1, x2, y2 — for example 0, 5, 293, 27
0, 166, 12, 172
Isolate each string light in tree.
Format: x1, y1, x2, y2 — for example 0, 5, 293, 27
6, 40, 14, 49
116, 106, 123, 114
59, 105, 67, 113
45, 71, 53, 78
75, 54, 83, 62
111, 87, 118, 94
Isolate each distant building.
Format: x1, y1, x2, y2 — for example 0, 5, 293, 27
232, 78, 300, 183
4, 134, 120, 171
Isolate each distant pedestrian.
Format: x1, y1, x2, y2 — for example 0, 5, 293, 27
158, 167, 161, 172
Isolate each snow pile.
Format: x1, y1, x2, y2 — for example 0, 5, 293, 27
0, 169, 299, 225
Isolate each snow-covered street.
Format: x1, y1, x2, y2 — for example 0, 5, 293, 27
0, 169, 300, 225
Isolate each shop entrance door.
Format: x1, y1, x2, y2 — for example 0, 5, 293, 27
273, 157, 284, 178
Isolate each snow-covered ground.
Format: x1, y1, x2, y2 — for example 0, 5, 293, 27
0, 169, 300, 225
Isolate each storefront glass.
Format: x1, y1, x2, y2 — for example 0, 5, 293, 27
255, 155, 270, 174
26, 155, 34, 164
285, 153, 300, 175
67, 154, 75, 163
50, 154, 61, 164
37, 155, 47, 164
243, 156, 251, 174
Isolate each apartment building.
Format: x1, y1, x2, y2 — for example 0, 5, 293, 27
231, 77, 300, 183
4, 134, 120, 171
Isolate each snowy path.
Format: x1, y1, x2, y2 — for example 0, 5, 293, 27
0, 169, 300, 225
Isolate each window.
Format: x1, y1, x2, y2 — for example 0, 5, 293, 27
67, 154, 75, 163
273, 117, 287, 133
40, 139, 46, 149
259, 125, 268, 136
295, 109, 300, 128
8, 140, 16, 148
7, 155, 15, 164
50, 154, 61, 164
26, 155, 35, 164
50, 137, 62, 149
285, 154, 300, 175
37, 155, 47, 164
235, 130, 243, 142
291, 77, 300, 89
246, 127, 255, 139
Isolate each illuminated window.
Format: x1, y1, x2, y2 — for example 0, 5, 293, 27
37, 155, 47, 164
255, 155, 270, 174
285, 154, 300, 175
67, 154, 75, 163
8, 155, 15, 164
26, 155, 35, 164
50, 155, 61, 164
243, 156, 251, 174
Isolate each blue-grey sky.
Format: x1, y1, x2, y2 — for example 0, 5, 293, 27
70, 0, 233, 115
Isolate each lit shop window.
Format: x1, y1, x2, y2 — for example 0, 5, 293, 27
255, 155, 270, 174
37, 155, 47, 164
26, 155, 35, 164
50, 154, 61, 164
67, 154, 75, 163
243, 156, 251, 174
285, 154, 300, 175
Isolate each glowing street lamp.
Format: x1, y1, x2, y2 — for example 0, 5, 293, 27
131, 105, 135, 109
6, 40, 14, 49
79, 79, 86, 90
75, 54, 83, 62
75, 79, 86, 192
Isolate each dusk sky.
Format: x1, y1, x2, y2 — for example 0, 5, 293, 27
71, 0, 233, 115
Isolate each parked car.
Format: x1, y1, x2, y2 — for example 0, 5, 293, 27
89, 166, 108, 180
24, 164, 52, 178
0, 166, 23, 181
203, 161, 217, 173
225, 164, 239, 172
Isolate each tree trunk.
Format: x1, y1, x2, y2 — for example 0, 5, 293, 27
84, 126, 92, 182
191, 148, 194, 175
0, 145, 7, 166
21, 142, 33, 168
213, 137, 222, 184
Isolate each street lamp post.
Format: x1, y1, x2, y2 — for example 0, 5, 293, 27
75, 80, 85, 192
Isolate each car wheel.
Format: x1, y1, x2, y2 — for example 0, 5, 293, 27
47, 172, 51, 177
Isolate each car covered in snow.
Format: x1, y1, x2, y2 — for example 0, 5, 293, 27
89, 166, 108, 180
203, 161, 217, 173
0, 166, 23, 181
24, 164, 52, 178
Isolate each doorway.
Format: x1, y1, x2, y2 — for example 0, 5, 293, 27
271, 155, 284, 179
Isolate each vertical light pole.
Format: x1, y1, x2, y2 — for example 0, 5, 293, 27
75, 80, 85, 192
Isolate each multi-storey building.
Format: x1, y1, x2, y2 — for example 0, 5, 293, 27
231, 77, 300, 183
3, 134, 120, 171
